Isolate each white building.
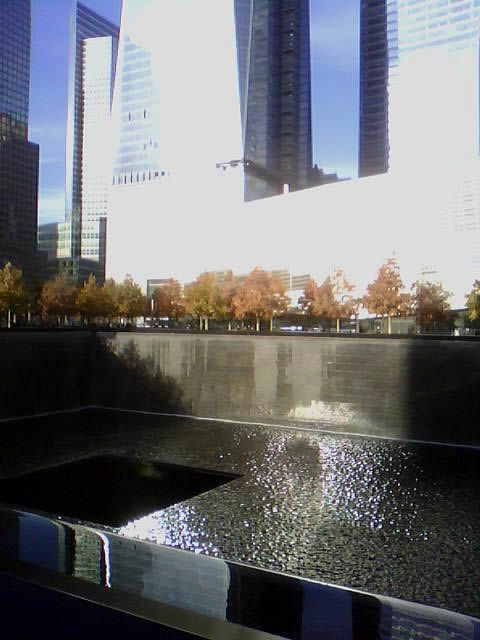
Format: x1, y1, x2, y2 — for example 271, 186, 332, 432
81, 36, 116, 264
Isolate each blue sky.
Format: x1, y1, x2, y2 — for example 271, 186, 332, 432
31, 0, 359, 224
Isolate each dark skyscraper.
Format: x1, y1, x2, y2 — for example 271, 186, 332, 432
234, 0, 313, 201
0, 0, 41, 282
358, 0, 389, 178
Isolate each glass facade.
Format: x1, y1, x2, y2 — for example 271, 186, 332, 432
0, 0, 30, 143
111, 0, 244, 190
359, 0, 389, 178
81, 37, 115, 265
0, 0, 42, 283
111, 0, 312, 203
111, 0, 161, 186
236, 0, 313, 201
64, 1, 118, 279
360, 0, 480, 176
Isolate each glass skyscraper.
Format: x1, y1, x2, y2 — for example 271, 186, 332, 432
0, 0, 41, 283
111, 0, 312, 203
359, 0, 480, 177
235, 0, 313, 201
64, 1, 118, 281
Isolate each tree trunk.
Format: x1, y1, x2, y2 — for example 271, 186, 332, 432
256, 316, 260, 332
7, 309, 11, 329
336, 317, 340, 333
204, 316, 209, 331
228, 320, 232, 331
387, 315, 391, 335
199, 316, 203, 331
270, 316, 273, 332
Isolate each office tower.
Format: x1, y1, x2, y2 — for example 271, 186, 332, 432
111, 0, 243, 189
0, 0, 41, 283
111, 0, 312, 202
359, 0, 480, 177
235, 0, 313, 201
64, 1, 118, 281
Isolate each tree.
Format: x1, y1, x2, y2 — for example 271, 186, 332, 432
39, 274, 78, 324
299, 276, 337, 329
184, 272, 221, 330
298, 278, 319, 315
152, 279, 185, 323
331, 267, 357, 332
0, 262, 28, 328
217, 274, 240, 331
466, 280, 480, 323
231, 267, 289, 331
363, 257, 411, 334
77, 275, 116, 324
116, 275, 146, 322
411, 280, 452, 332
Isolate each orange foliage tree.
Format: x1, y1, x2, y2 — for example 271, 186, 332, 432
411, 280, 452, 332
39, 274, 78, 324
231, 267, 289, 331
152, 279, 185, 323
300, 268, 357, 331
363, 257, 411, 334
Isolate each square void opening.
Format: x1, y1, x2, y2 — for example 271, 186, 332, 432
0, 456, 240, 528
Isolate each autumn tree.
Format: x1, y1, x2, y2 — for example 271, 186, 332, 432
231, 267, 289, 331
39, 274, 78, 324
298, 278, 319, 315
184, 272, 221, 330
217, 273, 240, 331
363, 257, 411, 334
411, 280, 452, 332
300, 276, 338, 330
0, 262, 28, 328
76, 275, 116, 324
466, 280, 480, 323
313, 277, 337, 327
152, 279, 185, 323
331, 267, 357, 332
116, 275, 146, 322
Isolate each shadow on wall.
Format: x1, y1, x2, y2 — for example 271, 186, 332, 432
0, 332, 96, 420
405, 340, 480, 444
0, 331, 185, 420
92, 335, 185, 414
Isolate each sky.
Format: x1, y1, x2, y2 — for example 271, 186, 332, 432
30, 0, 359, 225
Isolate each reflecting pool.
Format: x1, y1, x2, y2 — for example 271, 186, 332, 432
1, 409, 477, 618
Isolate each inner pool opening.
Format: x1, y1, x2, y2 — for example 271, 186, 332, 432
0, 455, 241, 527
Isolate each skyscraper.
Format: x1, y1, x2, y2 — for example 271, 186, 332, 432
235, 0, 313, 201
0, 0, 41, 283
64, 1, 118, 281
110, 0, 312, 203
359, 0, 480, 177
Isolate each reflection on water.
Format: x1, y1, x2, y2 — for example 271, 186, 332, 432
109, 418, 480, 618
0, 407, 479, 624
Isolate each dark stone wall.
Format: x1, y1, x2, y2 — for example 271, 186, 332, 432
0, 331, 95, 419
98, 333, 480, 445
1, 330, 479, 445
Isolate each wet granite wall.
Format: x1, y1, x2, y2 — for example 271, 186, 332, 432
98, 332, 480, 445
2, 330, 480, 445
0, 331, 96, 420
